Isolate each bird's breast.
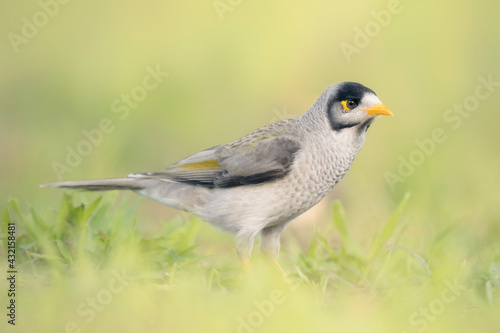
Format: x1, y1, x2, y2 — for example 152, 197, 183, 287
292, 137, 359, 192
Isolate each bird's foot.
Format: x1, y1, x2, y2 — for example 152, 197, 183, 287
241, 258, 253, 277
268, 259, 293, 285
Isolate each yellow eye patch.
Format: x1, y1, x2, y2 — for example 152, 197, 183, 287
341, 100, 350, 110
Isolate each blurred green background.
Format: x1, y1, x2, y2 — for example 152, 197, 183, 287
1, 0, 500, 217
1, 0, 500, 332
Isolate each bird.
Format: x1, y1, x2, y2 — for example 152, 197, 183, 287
42, 81, 392, 277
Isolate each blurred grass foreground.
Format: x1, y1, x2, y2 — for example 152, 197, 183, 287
1, 193, 499, 333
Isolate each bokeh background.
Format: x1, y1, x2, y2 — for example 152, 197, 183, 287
2, 0, 500, 220
1, 0, 500, 332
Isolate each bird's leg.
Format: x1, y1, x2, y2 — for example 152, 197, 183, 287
241, 259, 253, 276
267, 258, 289, 280
236, 232, 257, 277
260, 224, 292, 284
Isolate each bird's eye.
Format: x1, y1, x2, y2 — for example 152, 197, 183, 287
346, 100, 357, 109
341, 100, 358, 110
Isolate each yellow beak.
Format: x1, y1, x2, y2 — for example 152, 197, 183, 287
365, 104, 393, 116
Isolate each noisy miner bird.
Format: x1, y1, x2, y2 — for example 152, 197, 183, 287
43, 81, 392, 276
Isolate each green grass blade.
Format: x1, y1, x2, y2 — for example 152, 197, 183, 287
82, 196, 102, 223
1, 205, 11, 232
331, 201, 366, 261
368, 192, 410, 262
55, 193, 73, 238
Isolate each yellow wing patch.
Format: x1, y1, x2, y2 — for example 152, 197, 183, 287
179, 160, 221, 171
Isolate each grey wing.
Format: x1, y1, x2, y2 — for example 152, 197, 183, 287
214, 136, 301, 187
131, 134, 302, 188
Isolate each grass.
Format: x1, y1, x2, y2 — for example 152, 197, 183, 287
1, 192, 499, 333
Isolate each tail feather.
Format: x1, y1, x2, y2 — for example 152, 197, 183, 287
42, 177, 208, 214
41, 178, 145, 191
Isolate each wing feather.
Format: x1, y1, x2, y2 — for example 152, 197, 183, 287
133, 122, 302, 188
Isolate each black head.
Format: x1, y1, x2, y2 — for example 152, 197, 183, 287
324, 82, 392, 131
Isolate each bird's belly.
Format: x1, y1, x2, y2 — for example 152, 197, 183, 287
199, 173, 336, 235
